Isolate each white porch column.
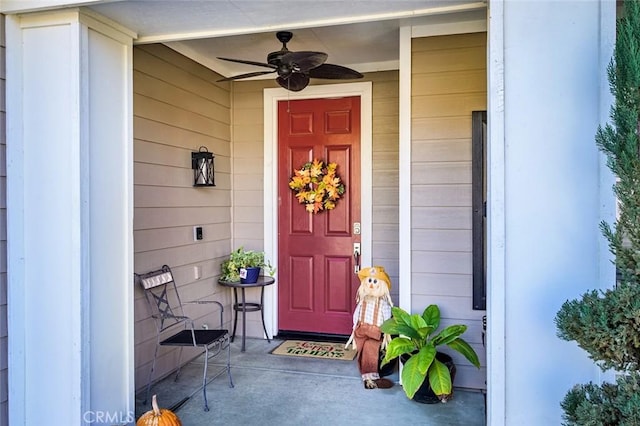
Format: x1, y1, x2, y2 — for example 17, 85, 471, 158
487, 1, 616, 424
6, 9, 135, 425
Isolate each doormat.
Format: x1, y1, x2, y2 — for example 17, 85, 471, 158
270, 340, 357, 361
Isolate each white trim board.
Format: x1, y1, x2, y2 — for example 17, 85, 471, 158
398, 26, 412, 312
486, 1, 506, 424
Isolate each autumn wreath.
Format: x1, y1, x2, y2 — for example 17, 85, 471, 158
289, 159, 345, 213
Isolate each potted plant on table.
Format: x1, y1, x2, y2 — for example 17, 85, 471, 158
220, 246, 273, 284
380, 304, 480, 403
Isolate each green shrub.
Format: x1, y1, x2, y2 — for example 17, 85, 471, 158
561, 372, 640, 426
555, 282, 640, 372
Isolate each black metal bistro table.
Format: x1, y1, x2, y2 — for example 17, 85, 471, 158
218, 276, 275, 352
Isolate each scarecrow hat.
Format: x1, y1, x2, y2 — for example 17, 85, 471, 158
358, 266, 391, 290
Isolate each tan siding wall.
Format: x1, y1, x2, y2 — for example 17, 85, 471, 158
230, 79, 277, 248
411, 33, 487, 390
228, 79, 279, 338
0, 15, 6, 426
369, 72, 400, 303
133, 44, 232, 391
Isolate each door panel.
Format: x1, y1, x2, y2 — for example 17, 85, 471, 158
289, 256, 313, 310
325, 257, 352, 312
325, 146, 351, 235
278, 96, 361, 335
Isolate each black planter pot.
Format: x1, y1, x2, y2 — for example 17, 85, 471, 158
378, 349, 397, 377
400, 352, 456, 404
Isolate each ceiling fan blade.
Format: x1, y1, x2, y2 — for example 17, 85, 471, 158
217, 70, 275, 82
276, 73, 310, 92
217, 57, 277, 70
308, 63, 363, 80
281, 51, 328, 72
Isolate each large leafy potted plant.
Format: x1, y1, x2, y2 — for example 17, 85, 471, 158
380, 304, 480, 402
220, 247, 273, 283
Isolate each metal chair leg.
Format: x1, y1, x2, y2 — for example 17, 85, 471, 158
202, 347, 210, 412
226, 337, 234, 388
144, 344, 160, 405
260, 287, 271, 342
174, 346, 185, 381
231, 289, 239, 342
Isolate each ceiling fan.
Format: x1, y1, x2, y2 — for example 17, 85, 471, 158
217, 31, 363, 92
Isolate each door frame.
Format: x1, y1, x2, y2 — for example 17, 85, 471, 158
263, 82, 373, 337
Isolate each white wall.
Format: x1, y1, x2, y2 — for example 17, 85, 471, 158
6, 9, 135, 425
487, 1, 616, 424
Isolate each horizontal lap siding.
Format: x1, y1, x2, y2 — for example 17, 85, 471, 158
411, 33, 487, 390
229, 79, 278, 340
230, 79, 278, 258
370, 72, 400, 304
133, 44, 232, 391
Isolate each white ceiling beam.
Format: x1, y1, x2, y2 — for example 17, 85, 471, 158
135, 1, 487, 44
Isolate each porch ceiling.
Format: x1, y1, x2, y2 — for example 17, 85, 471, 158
86, 0, 486, 77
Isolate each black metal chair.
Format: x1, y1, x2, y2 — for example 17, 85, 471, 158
135, 265, 234, 412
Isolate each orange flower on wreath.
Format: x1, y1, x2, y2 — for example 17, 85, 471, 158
288, 159, 345, 214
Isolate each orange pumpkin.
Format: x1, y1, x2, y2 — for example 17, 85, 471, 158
136, 395, 182, 426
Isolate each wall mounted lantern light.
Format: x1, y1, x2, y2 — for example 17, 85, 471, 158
192, 146, 215, 187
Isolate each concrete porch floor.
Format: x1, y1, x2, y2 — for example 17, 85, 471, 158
136, 338, 486, 425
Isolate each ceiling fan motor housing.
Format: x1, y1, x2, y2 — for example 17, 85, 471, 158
276, 31, 293, 44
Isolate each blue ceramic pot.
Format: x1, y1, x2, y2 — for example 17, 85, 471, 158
240, 267, 261, 284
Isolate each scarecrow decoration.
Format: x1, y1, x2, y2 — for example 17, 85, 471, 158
345, 266, 394, 389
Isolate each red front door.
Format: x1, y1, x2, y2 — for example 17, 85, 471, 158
278, 96, 361, 335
